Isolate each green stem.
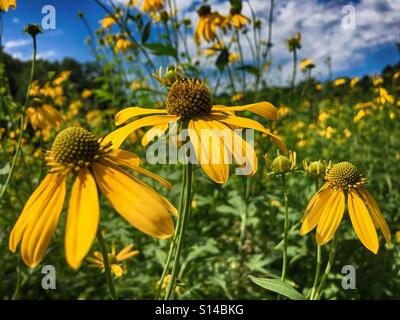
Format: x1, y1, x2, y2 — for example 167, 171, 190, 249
11, 265, 22, 300
313, 235, 338, 300
0, 34, 37, 200
309, 245, 322, 300
164, 162, 193, 300
154, 164, 187, 299
97, 230, 118, 300
290, 48, 297, 90
281, 174, 289, 283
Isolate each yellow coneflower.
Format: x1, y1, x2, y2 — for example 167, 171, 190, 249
114, 37, 134, 54
285, 32, 302, 52
299, 59, 315, 72
87, 241, 139, 277
195, 5, 226, 45
376, 87, 394, 105
24, 104, 64, 131
103, 78, 286, 184
141, 0, 164, 13
100, 15, 117, 29
300, 162, 391, 253
227, 5, 250, 30
0, 0, 16, 11
333, 78, 346, 87
350, 77, 360, 88
9, 127, 176, 270
52, 71, 71, 86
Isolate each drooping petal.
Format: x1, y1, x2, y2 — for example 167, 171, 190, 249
41, 104, 64, 128
65, 168, 100, 270
188, 118, 229, 184
102, 115, 180, 150
300, 186, 332, 235
107, 149, 141, 167
211, 114, 286, 152
316, 188, 345, 245
92, 162, 175, 239
212, 102, 279, 121
142, 124, 169, 146
204, 116, 257, 176
359, 188, 391, 244
115, 107, 166, 126
348, 189, 379, 254
17, 174, 67, 268
116, 244, 140, 261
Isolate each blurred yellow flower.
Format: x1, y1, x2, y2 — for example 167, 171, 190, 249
114, 37, 134, 53
0, 0, 16, 12
300, 59, 315, 71
195, 5, 226, 45
372, 76, 383, 86
376, 87, 394, 105
100, 15, 117, 29
25, 104, 64, 131
81, 89, 93, 99
9, 127, 176, 269
53, 71, 71, 86
278, 106, 292, 117
343, 128, 352, 138
285, 32, 302, 52
315, 83, 323, 91
354, 109, 368, 122
396, 231, 400, 243
350, 77, 360, 88
301, 162, 391, 253
333, 78, 346, 87
394, 71, 400, 80
87, 242, 139, 277
141, 0, 164, 13
227, 6, 250, 30
318, 112, 329, 123
231, 92, 245, 102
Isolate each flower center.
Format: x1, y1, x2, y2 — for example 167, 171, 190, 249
166, 79, 212, 118
50, 127, 100, 166
325, 161, 362, 187
197, 5, 211, 17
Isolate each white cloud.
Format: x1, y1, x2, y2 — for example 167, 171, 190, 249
12, 18, 20, 24
3, 39, 31, 49
37, 50, 57, 60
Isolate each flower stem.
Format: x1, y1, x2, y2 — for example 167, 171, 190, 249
0, 33, 37, 200
154, 164, 187, 299
313, 235, 338, 300
278, 174, 289, 299
309, 245, 322, 300
290, 48, 297, 90
97, 230, 118, 300
164, 162, 193, 300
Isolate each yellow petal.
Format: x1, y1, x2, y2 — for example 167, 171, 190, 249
359, 188, 391, 244
115, 107, 166, 126
300, 186, 332, 235
107, 149, 141, 167
212, 102, 279, 121
111, 264, 124, 277
211, 114, 287, 152
189, 118, 229, 184
204, 116, 257, 176
103, 115, 180, 150
316, 189, 345, 245
348, 189, 379, 254
19, 174, 67, 268
142, 124, 169, 146
65, 168, 100, 270
116, 244, 140, 261
92, 163, 175, 239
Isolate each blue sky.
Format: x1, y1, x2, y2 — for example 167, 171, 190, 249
1, 0, 399, 83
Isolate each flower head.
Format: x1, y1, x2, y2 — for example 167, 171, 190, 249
300, 161, 391, 253
300, 59, 315, 72
195, 5, 227, 45
141, 0, 164, 14
87, 242, 139, 277
227, 4, 250, 30
104, 75, 286, 184
0, 0, 16, 12
285, 32, 302, 52
9, 127, 176, 270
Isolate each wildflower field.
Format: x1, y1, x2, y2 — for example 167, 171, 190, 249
0, 0, 399, 301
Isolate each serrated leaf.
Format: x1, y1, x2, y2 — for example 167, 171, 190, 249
249, 275, 305, 300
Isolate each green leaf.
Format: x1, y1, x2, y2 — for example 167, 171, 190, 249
216, 49, 229, 71
248, 275, 305, 300
145, 43, 177, 58
236, 65, 260, 76
141, 22, 152, 44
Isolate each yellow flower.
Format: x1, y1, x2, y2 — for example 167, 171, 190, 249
231, 92, 245, 103
104, 78, 286, 184
227, 6, 250, 30
376, 87, 394, 105
350, 77, 360, 88
87, 242, 139, 277
100, 15, 117, 29
81, 89, 93, 99
29, 81, 41, 97
300, 162, 391, 253
333, 78, 346, 87
354, 109, 369, 122
285, 32, 302, 52
299, 59, 315, 72
315, 83, 323, 91
396, 231, 400, 243
52, 71, 71, 86
114, 37, 134, 53
25, 104, 64, 131
67, 100, 83, 119
141, 0, 164, 13
0, 0, 16, 12
393, 71, 400, 80
278, 106, 292, 117
229, 52, 240, 63
372, 76, 383, 86
343, 128, 352, 138
9, 127, 177, 269
194, 5, 226, 45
